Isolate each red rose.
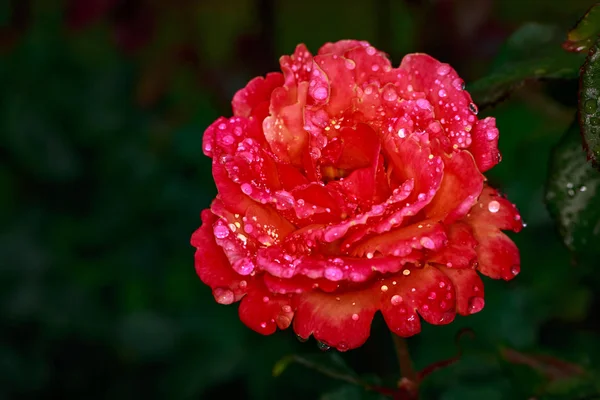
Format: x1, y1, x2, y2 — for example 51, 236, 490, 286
191, 40, 522, 351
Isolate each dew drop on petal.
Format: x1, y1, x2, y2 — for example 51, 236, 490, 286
213, 225, 229, 239
437, 64, 451, 76
438, 89, 447, 98
345, 59, 356, 70
391, 295, 402, 305
420, 236, 435, 249
296, 334, 308, 342
263, 296, 270, 303
241, 183, 253, 195
383, 87, 398, 101
452, 78, 464, 90
260, 322, 267, 329
511, 265, 520, 276
313, 86, 328, 100
324, 267, 343, 281
468, 103, 479, 114
428, 292, 437, 300
317, 341, 331, 351
213, 288, 235, 305
468, 297, 485, 314
239, 280, 247, 289
488, 200, 500, 213
351, 313, 359, 321
282, 305, 292, 313
381, 285, 389, 292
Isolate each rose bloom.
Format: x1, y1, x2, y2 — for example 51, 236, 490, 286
191, 40, 522, 351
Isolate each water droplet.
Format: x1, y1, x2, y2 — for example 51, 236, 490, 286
317, 341, 331, 351
438, 89, 447, 98
366, 46, 376, 55
213, 224, 230, 239
468, 297, 485, 314
488, 200, 500, 213
584, 98, 598, 114
403, 269, 411, 276
241, 183, 253, 195
510, 265, 520, 276
420, 236, 435, 249
263, 296, 270, 303
345, 59, 356, 70
381, 285, 389, 292
282, 305, 292, 313
324, 267, 343, 281
391, 295, 402, 305
372, 64, 380, 72
417, 98, 431, 110
213, 288, 235, 305
260, 322, 267, 329
590, 117, 600, 126
383, 87, 398, 101
580, 186, 587, 192
351, 313, 359, 321
452, 78, 464, 90
437, 64, 451, 76
398, 128, 406, 138
296, 334, 308, 342
234, 258, 255, 275
239, 280, 247, 289
366, 252, 374, 259
468, 103, 478, 114
428, 292, 437, 300
313, 86, 328, 100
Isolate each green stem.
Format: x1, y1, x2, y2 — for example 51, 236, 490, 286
392, 334, 417, 384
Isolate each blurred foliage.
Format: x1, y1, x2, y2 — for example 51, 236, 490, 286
1, 0, 600, 399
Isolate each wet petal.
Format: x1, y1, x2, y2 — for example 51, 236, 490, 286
380, 265, 456, 337
191, 210, 248, 302
232, 72, 284, 118
425, 150, 484, 223
351, 220, 447, 258
238, 280, 295, 334
399, 54, 476, 152
440, 267, 485, 315
466, 186, 523, 280
470, 117, 501, 172
293, 288, 377, 351
427, 222, 478, 268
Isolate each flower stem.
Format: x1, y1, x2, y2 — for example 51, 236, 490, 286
392, 334, 417, 384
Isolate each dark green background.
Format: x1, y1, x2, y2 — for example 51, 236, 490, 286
1, 0, 599, 399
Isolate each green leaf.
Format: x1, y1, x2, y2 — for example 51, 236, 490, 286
468, 23, 586, 107
320, 384, 388, 400
579, 37, 600, 167
545, 123, 600, 255
273, 353, 395, 397
273, 353, 358, 380
564, 3, 600, 53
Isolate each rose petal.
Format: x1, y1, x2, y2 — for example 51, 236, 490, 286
238, 280, 295, 334
191, 210, 248, 302
427, 222, 478, 268
470, 117, 501, 172
466, 186, 523, 280
440, 267, 485, 315
263, 83, 309, 165
425, 150, 483, 223
293, 288, 378, 351
318, 40, 369, 56
351, 220, 447, 258
232, 72, 284, 119
380, 265, 456, 336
